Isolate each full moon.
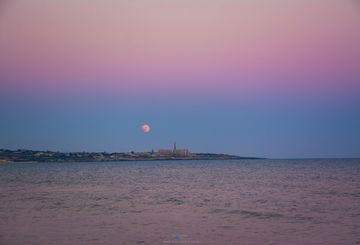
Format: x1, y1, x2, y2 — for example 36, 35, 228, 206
142, 124, 151, 133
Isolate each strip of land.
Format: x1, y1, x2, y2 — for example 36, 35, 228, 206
0, 149, 262, 163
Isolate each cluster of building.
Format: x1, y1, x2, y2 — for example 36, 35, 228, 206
0, 143, 191, 163
157, 142, 190, 157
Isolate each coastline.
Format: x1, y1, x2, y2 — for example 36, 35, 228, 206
0, 149, 263, 163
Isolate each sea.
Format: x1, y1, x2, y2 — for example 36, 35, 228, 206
0, 159, 359, 245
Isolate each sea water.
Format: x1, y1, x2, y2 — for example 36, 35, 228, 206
0, 159, 359, 245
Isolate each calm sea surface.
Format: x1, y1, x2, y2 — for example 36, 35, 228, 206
0, 159, 359, 245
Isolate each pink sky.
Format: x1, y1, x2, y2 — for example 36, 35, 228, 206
0, 0, 359, 99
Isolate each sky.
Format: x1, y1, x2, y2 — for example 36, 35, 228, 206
0, 0, 359, 158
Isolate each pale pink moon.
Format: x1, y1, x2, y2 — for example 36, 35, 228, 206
142, 124, 151, 133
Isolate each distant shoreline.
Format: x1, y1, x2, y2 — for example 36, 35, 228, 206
0, 149, 263, 163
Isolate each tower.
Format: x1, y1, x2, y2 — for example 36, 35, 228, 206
173, 142, 177, 152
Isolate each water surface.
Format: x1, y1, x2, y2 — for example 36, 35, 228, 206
1, 159, 359, 244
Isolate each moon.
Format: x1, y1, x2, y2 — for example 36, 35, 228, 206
141, 124, 151, 133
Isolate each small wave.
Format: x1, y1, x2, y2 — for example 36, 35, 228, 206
165, 197, 185, 205
210, 208, 226, 214
228, 210, 283, 219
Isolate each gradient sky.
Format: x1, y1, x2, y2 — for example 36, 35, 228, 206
0, 0, 359, 158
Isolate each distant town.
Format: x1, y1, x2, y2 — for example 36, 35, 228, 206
0, 143, 261, 163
